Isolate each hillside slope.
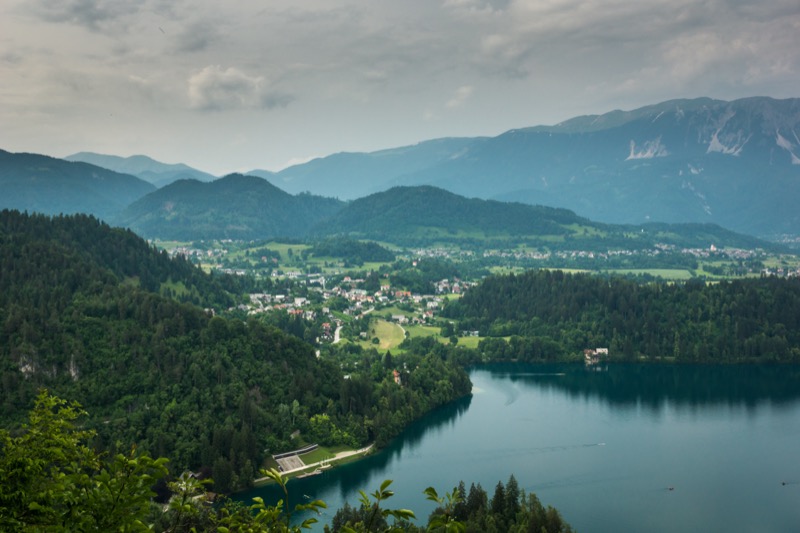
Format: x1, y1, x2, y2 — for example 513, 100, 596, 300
115, 173, 345, 240
0, 149, 155, 220
315, 185, 778, 250
0, 210, 471, 493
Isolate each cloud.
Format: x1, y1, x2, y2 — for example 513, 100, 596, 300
446, 86, 474, 109
173, 21, 220, 54
443, 0, 510, 14
27, 0, 139, 31
187, 65, 293, 111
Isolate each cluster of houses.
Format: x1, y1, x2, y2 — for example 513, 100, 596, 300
247, 293, 317, 321
167, 245, 228, 261
680, 244, 763, 260
241, 274, 471, 342
761, 266, 800, 278
481, 243, 769, 264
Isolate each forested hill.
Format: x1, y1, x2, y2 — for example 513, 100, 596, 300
0, 149, 155, 220
443, 270, 800, 363
115, 173, 345, 240
0, 209, 236, 309
318, 185, 580, 243
316, 185, 780, 250
0, 210, 471, 492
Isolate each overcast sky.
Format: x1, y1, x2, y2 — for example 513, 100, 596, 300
2, 0, 799, 175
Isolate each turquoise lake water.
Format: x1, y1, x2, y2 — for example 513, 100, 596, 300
238, 364, 800, 532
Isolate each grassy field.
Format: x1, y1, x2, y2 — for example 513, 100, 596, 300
300, 445, 350, 464
403, 324, 481, 349
254, 444, 362, 486
488, 266, 526, 275
565, 223, 608, 238
603, 268, 694, 280
375, 305, 412, 318
405, 324, 441, 338
453, 336, 481, 349
360, 319, 406, 351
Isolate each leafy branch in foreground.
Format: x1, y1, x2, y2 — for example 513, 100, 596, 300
335, 479, 416, 533
0, 390, 169, 532
424, 486, 465, 533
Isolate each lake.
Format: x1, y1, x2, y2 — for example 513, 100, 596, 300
238, 363, 800, 532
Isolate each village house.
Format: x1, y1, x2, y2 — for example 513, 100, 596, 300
584, 348, 609, 365
391, 314, 409, 324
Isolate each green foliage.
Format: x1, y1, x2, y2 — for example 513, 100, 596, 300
445, 270, 800, 363
326, 476, 573, 533
424, 486, 465, 533
389, 259, 461, 294
438, 476, 572, 533
0, 390, 169, 532
325, 479, 416, 533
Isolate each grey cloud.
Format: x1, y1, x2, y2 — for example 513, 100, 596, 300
27, 0, 139, 31
188, 65, 293, 111
1, 51, 24, 65
461, 0, 800, 84
173, 21, 220, 53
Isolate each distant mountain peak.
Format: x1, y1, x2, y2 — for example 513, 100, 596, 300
65, 151, 217, 188
265, 96, 799, 238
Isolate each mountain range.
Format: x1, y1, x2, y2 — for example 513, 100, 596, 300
261, 96, 800, 238
3, 96, 799, 242
116, 177, 776, 251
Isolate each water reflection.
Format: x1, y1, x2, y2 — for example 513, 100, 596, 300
234, 364, 800, 533
483, 362, 800, 413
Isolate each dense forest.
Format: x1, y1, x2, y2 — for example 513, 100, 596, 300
444, 269, 800, 363
0, 210, 470, 492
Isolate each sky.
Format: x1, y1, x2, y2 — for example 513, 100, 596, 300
2, 0, 799, 176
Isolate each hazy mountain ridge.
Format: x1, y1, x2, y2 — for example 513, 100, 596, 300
0, 147, 779, 250
66, 152, 217, 188
262, 137, 482, 199
266, 97, 800, 238
0, 149, 155, 220
4, 96, 799, 241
